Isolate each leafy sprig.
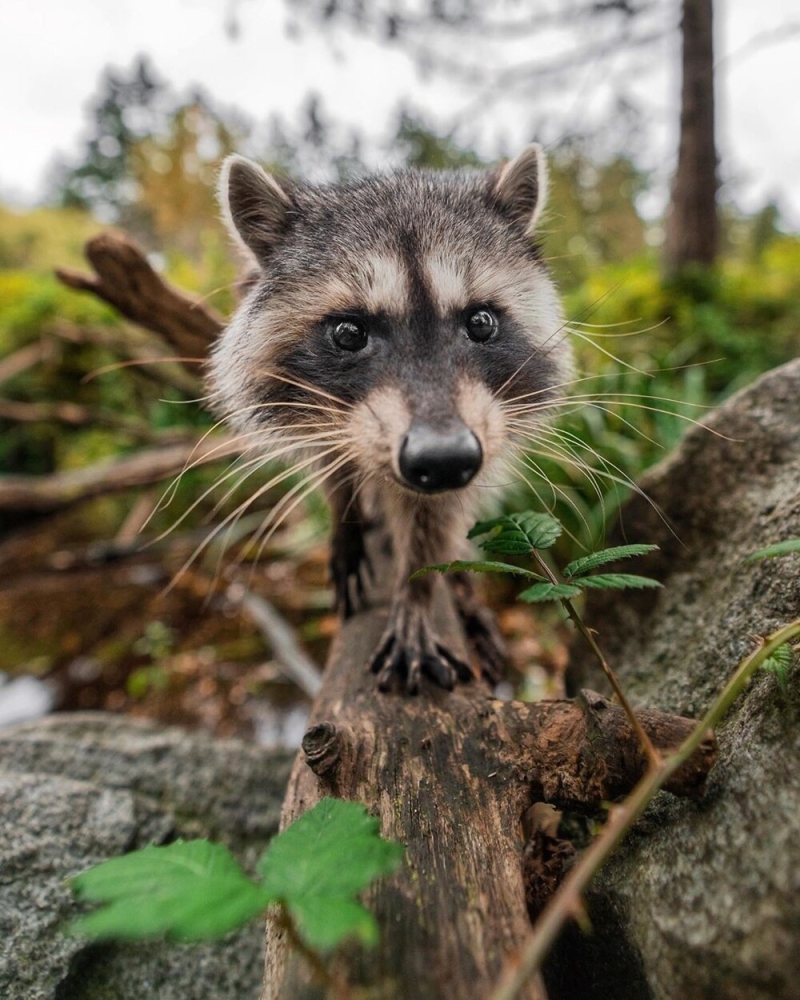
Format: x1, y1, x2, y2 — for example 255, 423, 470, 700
414, 512, 661, 604
69, 797, 403, 953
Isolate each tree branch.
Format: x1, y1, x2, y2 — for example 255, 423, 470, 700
0, 435, 239, 513
55, 230, 225, 363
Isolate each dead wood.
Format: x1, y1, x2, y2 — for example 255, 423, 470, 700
55, 230, 224, 362
263, 548, 717, 1000
0, 435, 238, 513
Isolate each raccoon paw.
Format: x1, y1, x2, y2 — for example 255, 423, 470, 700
449, 572, 507, 684
331, 517, 372, 618
369, 602, 474, 695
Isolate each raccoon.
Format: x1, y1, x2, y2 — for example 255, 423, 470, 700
211, 146, 571, 694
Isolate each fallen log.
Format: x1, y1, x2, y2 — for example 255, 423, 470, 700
263, 560, 717, 1000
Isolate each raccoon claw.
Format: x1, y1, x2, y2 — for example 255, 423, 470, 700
369, 604, 473, 694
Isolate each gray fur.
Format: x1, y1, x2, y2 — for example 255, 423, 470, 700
210, 150, 572, 692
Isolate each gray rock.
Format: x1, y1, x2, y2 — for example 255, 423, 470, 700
563, 359, 800, 1000
0, 712, 293, 1000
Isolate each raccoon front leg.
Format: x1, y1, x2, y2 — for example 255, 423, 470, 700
448, 571, 507, 684
369, 576, 474, 695
327, 476, 371, 619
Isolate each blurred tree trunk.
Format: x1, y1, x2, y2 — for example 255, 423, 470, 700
664, 0, 719, 273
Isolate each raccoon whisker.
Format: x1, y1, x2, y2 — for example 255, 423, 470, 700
510, 429, 608, 518
152, 422, 344, 519
146, 429, 269, 528
206, 436, 351, 521
152, 439, 347, 547
507, 401, 664, 451
241, 450, 360, 579
494, 317, 573, 397
500, 370, 641, 408
511, 394, 731, 441
566, 319, 669, 339
166, 444, 352, 590
566, 329, 652, 376
534, 426, 677, 543
253, 369, 350, 409
513, 450, 592, 534
569, 317, 655, 329
511, 456, 594, 551
251, 400, 346, 418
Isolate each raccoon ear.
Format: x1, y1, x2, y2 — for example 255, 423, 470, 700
491, 144, 548, 237
219, 154, 293, 264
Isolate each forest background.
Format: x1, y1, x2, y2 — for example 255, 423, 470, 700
1, 0, 799, 745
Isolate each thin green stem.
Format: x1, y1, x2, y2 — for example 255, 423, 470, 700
489, 618, 800, 1000
530, 549, 660, 767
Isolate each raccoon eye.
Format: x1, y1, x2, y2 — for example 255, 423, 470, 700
465, 307, 499, 343
330, 319, 368, 352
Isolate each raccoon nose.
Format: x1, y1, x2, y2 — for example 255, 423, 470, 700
399, 424, 483, 493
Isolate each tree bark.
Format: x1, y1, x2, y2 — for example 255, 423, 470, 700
263, 545, 716, 1000
664, 0, 718, 272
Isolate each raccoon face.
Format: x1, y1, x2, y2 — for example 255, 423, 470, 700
210, 147, 571, 499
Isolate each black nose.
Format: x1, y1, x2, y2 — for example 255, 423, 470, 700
399, 424, 483, 493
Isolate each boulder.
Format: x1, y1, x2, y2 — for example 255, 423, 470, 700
0, 712, 293, 1000
561, 359, 800, 1000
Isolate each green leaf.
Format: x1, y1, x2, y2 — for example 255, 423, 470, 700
69, 840, 270, 941
257, 798, 403, 952
468, 511, 562, 554
563, 544, 659, 579
761, 643, 794, 694
409, 559, 542, 581
746, 539, 800, 562
518, 582, 582, 603
572, 573, 662, 592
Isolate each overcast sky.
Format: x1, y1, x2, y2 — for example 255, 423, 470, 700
2, 0, 799, 226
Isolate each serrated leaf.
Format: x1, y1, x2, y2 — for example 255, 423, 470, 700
572, 573, 662, 592
69, 840, 269, 941
257, 798, 403, 952
746, 539, 800, 562
409, 560, 542, 581
563, 544, 659, 578
468, 512, 562, 554
761, 643, 794, 694
518, 582, 582, 603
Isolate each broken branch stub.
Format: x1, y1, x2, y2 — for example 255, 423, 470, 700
55, 230, 224, 363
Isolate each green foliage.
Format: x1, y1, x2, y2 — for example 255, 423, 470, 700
410, 559, 542, 582
563, 543, 659, 578
569, 573, 661, 591
418, 513, 660, 608
70, 839, 269, 941
468, 512, 563, 553
257, 797, 404, 950
69, 798, 403, 952
510, 238, 800, 562
746, 539, 800, 562
761, 643, 794, 695
518, 582, 583, 603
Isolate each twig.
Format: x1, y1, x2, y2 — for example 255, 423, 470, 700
530, 549, 660, 767
226, 582, 323, 699
489, 618, 800, 1000
0, 341, 53, 385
